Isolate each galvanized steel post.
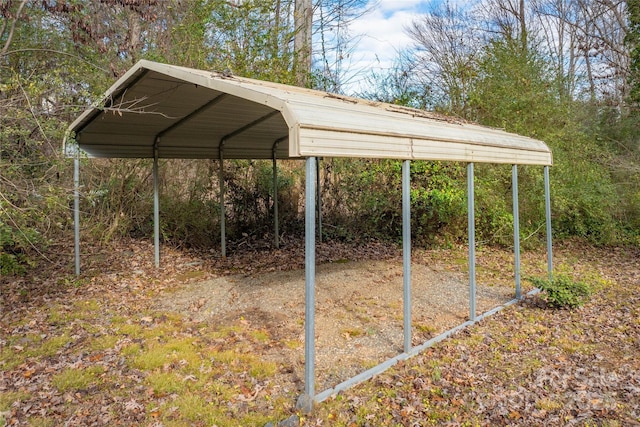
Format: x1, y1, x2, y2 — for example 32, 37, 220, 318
316, 157, 322, 243
219, 151, 226, 257
544, 166, 553, 280
153, 153, 160, 268
74, 157, 80, 276
272, 152, 279, 249
467, 163, 476, 321
402, 160, 412, 353
302, 156, 317, 408
512, 164, 521, 299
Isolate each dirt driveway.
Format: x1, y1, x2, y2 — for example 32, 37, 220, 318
156, 254, 524, 392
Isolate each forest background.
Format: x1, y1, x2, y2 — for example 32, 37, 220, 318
1, 0, 639, 276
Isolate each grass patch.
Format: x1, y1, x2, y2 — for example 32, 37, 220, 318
0, 391, 30, 411
205, 325, 243, 341
0, 334, 72, 370
414, 323, 437, 336
39, 334, 72, 357
115, 322, 144, 337
553, 337, 597, 355
47, 300, 101, 325
120, 342, 141, 357
170, 393, 227, 425
47, 304, 71, 325
162, 391, 274, 427
145, 372, 188, 396
127, 338, 205, 374
88, 335, 119, 352
249, 360, 278, 379
210, 350, 277, 379
73, 299, 101, 315
249, 329, 270, 343
283, 339, 302, 349
51, 366, 104, 392
203, 382, 237, 401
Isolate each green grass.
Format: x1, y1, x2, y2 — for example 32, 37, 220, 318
414, 322, 437, 335
0, 334, 72, 370
0, 391, 30, 411
87, 335, 119, 352
249, 359, 278, 379
51, 366, 104, 392
145, 371, 188, 396
249, 329, 270, 343
169, 393, 227, 425
128, 338, 204, 373
159, 392, 275, 427
39, 335, 72, 357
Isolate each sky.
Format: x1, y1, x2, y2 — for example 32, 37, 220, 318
340, 0, 430, 93
338, 0, 479, 94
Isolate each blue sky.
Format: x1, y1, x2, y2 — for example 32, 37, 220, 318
343, 0, 432, 92
342, 0, 476, 93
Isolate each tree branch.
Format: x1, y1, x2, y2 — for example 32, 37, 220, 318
0, 0, 29, 57
0, 48, 109, 73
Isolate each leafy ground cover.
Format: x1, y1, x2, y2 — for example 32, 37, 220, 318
0, 238, 638, 426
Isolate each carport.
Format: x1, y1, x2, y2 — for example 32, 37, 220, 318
64, 59, 553, 410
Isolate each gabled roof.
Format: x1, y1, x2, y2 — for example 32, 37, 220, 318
65, 60, 552, 165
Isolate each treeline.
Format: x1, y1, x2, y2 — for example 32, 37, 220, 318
1, 0, 638, 275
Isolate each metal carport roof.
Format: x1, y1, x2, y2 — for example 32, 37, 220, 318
65, 59, 552, 166
65, 59, 554, 413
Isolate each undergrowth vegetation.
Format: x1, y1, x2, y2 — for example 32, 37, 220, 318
528, 274, 594, 308
1, 1, 639, 277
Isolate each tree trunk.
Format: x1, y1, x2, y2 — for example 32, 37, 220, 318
294, 0, 312, 87
519, 0, 527, 51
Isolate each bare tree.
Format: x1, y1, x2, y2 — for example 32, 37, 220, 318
575, 0, 629, 104
406, 1, 481, 113
532, 0, 583, 98
478, 0, 529, 49
531, 0, 629, 103
314, 0, 370, 93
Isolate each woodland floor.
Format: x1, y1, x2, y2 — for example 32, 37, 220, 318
0, 237, 638, 426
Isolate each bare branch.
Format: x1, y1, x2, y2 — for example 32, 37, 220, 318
0, 48, 110, 73
102, 93, 179, 119
0, 0, 28, 57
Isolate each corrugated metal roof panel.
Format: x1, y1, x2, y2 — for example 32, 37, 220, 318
65, 60, 552, 165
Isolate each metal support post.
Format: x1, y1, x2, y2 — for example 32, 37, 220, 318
74, 157, 80, 276
272, 153, 279, 249
512, 165, 521, 299
153, 153, 160, 268
219, 150, 226, 257
544, 166, 553, 280
467, 163, 476, 321
316, 157, 322, 243
298, 156, 317, 412
402, 160, 412, 353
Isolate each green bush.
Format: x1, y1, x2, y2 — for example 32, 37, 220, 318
527, 274, 593, 308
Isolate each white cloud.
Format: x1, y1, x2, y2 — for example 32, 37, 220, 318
337, 0, 481, 93
340, 1, 426, 93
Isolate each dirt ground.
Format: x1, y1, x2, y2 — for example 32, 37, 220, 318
155, 254, 529, 393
